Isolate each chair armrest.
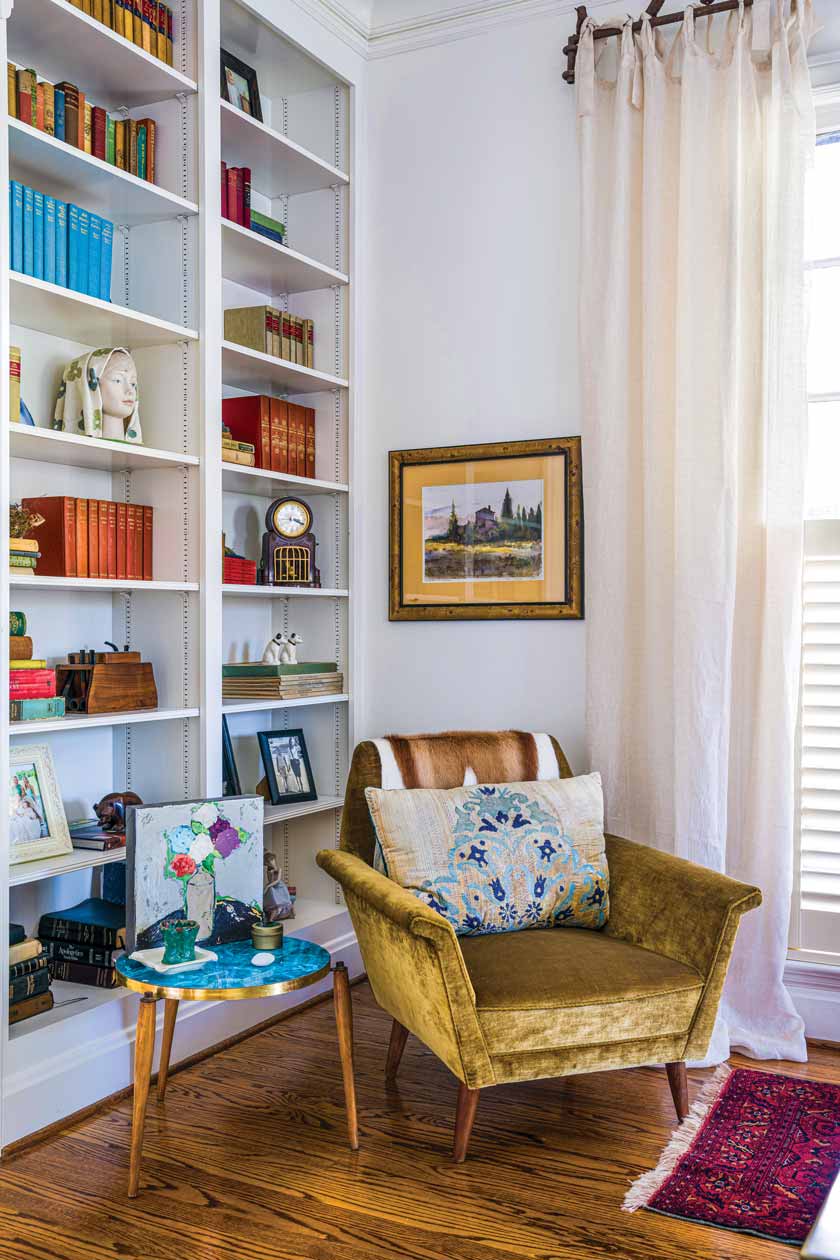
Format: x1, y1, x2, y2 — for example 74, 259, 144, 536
316, 849, 494, 1088
605, 833, 762, 978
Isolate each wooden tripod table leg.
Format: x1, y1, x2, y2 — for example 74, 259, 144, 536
128, 994, 158, 1198
157, 999, 179, 1102
333, 962, 359, 1150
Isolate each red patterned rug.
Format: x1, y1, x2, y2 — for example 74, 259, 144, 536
624, 1065, 840, 1244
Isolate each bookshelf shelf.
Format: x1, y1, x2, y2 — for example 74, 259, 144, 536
222, 585, 349, 598
10, 425, 199, 471
10, 274, 199, 347
286, 899, 348, 935
263, 796, 344, 826
10, 576, 199, 592
10, 846, 125, 888
10, 706, 200, 735
220, 100, 348, 197
9, 121, 199, 227
8, 980, 128, 1042
222, 694, 349, 714
222, 221, 347, 297
7, 0, 198, 112
222, 340, 348, 394
222, 463, 348, 497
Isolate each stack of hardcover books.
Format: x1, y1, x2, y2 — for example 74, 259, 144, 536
223, 661, 343, 701
222, 422, 256, 467
9, 610, 64, 722
21, 496, 153, 580
223, 546, 257, 585
39, 897, 125, 989
222, 395, 316, 477
69, 819, 126, 853
9, 180, 114, 301
224, 306, 314, 370
221, 163, 286, 246
10, 535, 39, 575
7, 67, 158, 184
9, 923, 53, 1025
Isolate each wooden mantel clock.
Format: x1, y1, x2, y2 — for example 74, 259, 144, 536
259, 496, 321, 587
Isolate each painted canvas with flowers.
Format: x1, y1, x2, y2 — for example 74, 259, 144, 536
126, 796, 264, 951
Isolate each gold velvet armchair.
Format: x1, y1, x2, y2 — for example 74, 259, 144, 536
316, 732, 761, 1162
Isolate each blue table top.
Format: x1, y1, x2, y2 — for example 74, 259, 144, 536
116, 937, 331, 1000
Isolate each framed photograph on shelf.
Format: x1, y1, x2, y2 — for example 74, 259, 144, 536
258, 728, 317, 806
389, 436, 583, 621
220, 49, 262, 121
222, 716, 241, 797
9, 744, 72, 865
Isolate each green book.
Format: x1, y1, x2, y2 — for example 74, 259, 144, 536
137, 124, 147, 180
106, 115, 116, 166
250, 209, 285, 236
222, 661, 337, 678
10, 611, 27, 636
10, 555, 37, 569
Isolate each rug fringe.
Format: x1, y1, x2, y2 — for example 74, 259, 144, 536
622, 1064, 732, 1213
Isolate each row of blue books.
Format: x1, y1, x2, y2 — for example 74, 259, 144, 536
9, 180, 113, 302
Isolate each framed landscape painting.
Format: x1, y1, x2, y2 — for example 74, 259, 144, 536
389, 437, 583, 620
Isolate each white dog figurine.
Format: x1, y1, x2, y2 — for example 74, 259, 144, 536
262, 632, 287, 665
280, 632, 302, 665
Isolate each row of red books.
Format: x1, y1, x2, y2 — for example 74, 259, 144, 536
21, 497, 153, 580
222, 396, 315, 478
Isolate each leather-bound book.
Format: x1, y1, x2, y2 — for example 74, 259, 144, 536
21, 496, 77, 576
142, 506, 153, 580
88, 499, 100, 578
223, 394, 271, 469
75, 498, 89, 576
55, 82, 79, 147
269, 398, 288, 473
224, 306, 273, 355
305, 407, 316, 479
92, 106, 107, 160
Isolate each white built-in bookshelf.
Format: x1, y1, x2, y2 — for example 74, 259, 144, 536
0, 0, 357, 1148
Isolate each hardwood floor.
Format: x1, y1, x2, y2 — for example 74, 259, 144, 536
0, 981, 836, 1260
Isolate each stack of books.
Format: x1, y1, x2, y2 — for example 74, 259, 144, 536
224, 305, 314, 370
222, 395, 316, 478
39, 897, 125, 989
10, 625, 61, 719
64, 1, 175, 65
69, 819, 126, 852
223, 661, 343, 701
222, 423, 256, 467
223, 545, 257, 585
10, 535, 40, 575
10, 180, 113, 301
21, 496, 153, 580
7, 67, 158, 184
9, 923, 53, 1025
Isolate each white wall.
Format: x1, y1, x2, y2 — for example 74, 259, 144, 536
360, 14, 589, 767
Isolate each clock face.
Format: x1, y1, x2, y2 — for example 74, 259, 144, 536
271, 498, 312, 539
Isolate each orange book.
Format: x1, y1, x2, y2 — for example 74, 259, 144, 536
269, 398, 288, 474
305, 408, 316, 480
98, 500, 109, 579
21, 497, 77, 577
142, 506, 153, 580
75, 498, 89, 577
126, 505, 137, 579
107, 501, 117, 579
116, 503, 128, 580
88, 500, 100, 578
285, 404, 302, 476
35, 82, 44, 130
76, 91, 86, 148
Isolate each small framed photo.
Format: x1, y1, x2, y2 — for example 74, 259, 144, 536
220, 49, 262, 121
9, 744, 72, 865
258, 728, 316, 806
222, 716, 241, 797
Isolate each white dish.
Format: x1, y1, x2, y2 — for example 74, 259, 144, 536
129, 945, 218, 974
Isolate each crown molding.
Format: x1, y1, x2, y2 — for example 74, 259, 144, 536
367, 0, 622, 57
288, 0, 371, 56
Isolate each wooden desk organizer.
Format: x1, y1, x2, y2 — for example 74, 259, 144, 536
57, 652, 158, 715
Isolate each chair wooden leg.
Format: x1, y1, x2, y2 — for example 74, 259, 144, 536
128, 995, 157, 1198
157, 999, 179, 1101
666, 1061, 689, 1121
453, 1082, 480, 1163
385, 1019, 409, 1082
333, 962, 359, 1150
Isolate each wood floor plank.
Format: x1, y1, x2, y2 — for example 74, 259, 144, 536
0, 982, 836, 1260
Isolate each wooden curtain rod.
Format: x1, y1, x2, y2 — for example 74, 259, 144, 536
562, 0, 755, 83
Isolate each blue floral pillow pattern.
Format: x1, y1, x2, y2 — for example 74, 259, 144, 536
365, 774, 608, 936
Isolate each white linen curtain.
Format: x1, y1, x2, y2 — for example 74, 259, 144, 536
577, 0, 815, 1063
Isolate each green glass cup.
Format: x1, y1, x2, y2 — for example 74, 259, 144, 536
161, 918, 200, 965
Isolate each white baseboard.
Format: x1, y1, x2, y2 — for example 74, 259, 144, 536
785, 959, 840, 1044
3, 915, 360, 1149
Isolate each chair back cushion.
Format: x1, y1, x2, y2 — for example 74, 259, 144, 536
340, 731, 572, 866
365, 774, 609, 935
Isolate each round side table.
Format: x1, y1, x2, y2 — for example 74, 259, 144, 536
116, 938, 358, 1197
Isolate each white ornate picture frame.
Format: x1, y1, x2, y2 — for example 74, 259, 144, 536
9, 744, 72, 865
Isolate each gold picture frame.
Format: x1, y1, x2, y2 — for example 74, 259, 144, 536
9, 743, 72, 866
389, 437, 583, 621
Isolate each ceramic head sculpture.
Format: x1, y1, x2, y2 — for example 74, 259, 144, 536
53, 347, 142, 443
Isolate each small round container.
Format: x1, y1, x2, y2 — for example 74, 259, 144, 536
251, 921, 284, 950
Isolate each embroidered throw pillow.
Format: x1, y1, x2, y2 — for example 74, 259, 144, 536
365, 774, 608, 936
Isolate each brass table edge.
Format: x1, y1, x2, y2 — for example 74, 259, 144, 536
116, 960, 331, 1002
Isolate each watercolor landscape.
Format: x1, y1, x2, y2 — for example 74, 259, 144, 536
422, 479, 544, 581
